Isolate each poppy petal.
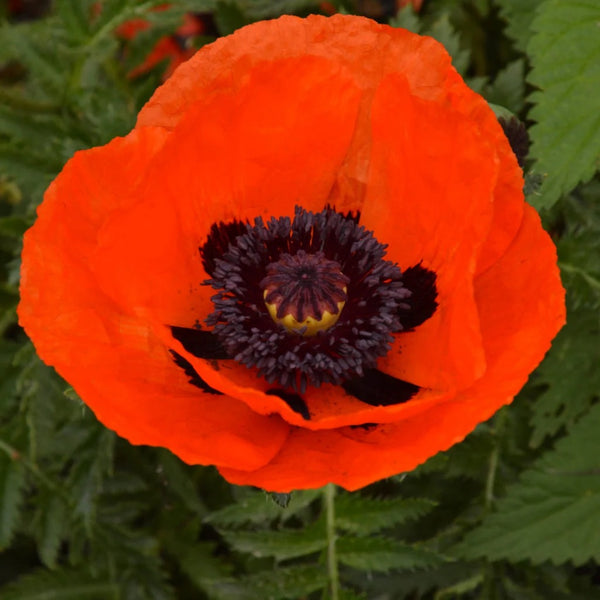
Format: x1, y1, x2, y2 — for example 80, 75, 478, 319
137, 15, 453, 131
19, 130, 290, 471
361, 74, 498, 391
90, 54, 362, 331
144, 54, 362, 227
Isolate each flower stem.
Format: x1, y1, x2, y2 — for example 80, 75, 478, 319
484, 408, 507, 511
324, 483, 340, 600
484, 443, 499, 510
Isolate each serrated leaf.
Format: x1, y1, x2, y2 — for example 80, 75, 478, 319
555, 184, 600, 308
497, 0, 542, 52
269, 492, 291, 508
428, 13, 471, 75
529, 308, 600, 447
158, 450, 205, 514
205, 564, 327, 600
169, 540, 232, 594
335, 495, 436, 535
220, 522, 327, 561
484, 59, 526, 115
69, 428, 115, 528
0, 453, 26, 548
337, 536, 442, 572
0, 568, 118, 600
456, 403, 600, 565
352, 561, 482, 600
35, 495, 69, 569
0, 21, 68, 98
206, 488, 319, 527
527, 0, 600, 209
389, 6, 422, 34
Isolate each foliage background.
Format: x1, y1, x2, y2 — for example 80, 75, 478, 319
0, 0, 599, 598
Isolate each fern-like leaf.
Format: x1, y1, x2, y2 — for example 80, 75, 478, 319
220, 522, 327, 561
337, 536, 443, 572
204, 565, 327, 600
0, 453, 26, 548
206, 488, 320, 527
335, 494, 436, 536
0, 568, 118, 600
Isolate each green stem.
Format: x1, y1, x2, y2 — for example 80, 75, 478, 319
484, 444, 499, 510
324, 483, 339, 600
484, 408, 507, 511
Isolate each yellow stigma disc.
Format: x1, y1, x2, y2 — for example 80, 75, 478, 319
264, 289, 346, 336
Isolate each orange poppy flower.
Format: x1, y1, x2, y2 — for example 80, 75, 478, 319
18, 15, 565, 492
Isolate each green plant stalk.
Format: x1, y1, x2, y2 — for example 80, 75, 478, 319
324, 483, 339, 600
481, 409, 508, 598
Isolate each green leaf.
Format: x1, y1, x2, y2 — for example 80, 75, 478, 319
236, 0, 320, 19
0, 453, 26, 548
0, 568, 118, 600
335, 494, 436, 535
527, 0, 600, 209
204, 565, 327, 600
35, 495, 69, 569
69, 428, 115, 528
206, 488, 319, 527
220, 522, 327, 560
529, 187, 600, 447
497, 0, 542, 52
456, 403, 600, 565
337, 536, 443, 572
269, 492, 291, 508
554, 183, 600, 308
389, 6, 422, 34
157, 450, 205, 514
428, 13, 471, 75
168, 540, 232, 595
0, 215, 31, 238
529, 308, 600, 448
484, 59, 526, 115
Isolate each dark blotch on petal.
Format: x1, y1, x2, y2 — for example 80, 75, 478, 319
400, 264, 438, 330
498, 116, 530, 168
171, 326, 229, 359
266, 389, 311, 420
342, 369, 419, 406
350, 423, 378, 431
170, 350, 223, 395
200, 219, 249, 276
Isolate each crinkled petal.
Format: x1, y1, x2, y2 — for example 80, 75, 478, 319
92, 55, 362, 328
19, 130, 290, 471
361, 74, 497, 391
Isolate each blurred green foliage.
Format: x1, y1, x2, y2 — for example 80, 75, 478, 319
1, 0, 599, 598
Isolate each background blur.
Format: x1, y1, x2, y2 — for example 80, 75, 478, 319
1, 1, 599, 598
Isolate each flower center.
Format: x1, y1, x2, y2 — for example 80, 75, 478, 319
261, 250, 349, 336
197, 206, 438, 392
